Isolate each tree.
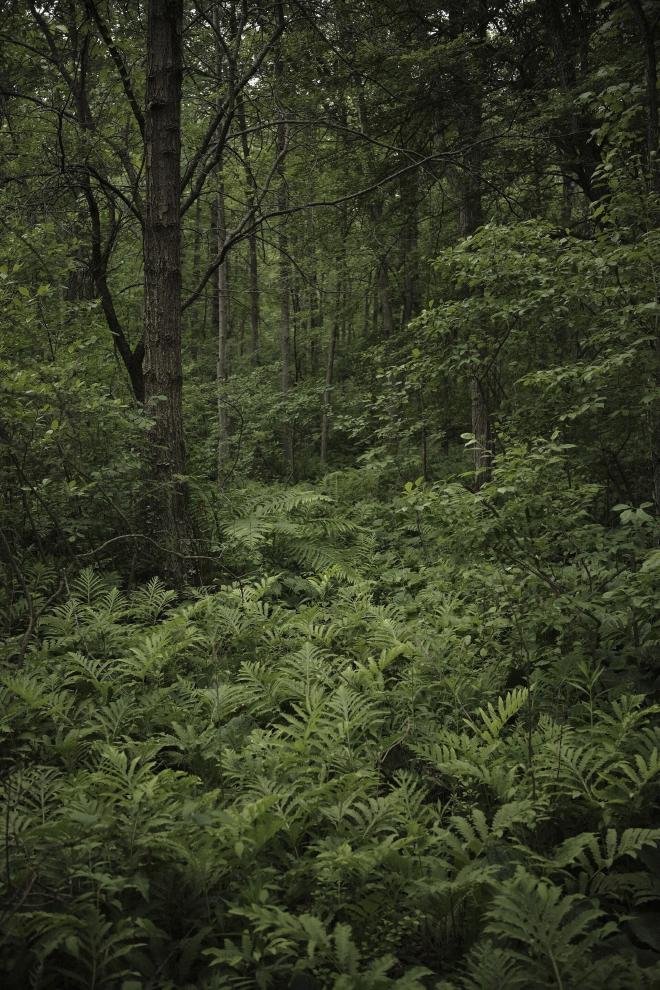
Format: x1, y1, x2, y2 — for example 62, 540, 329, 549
275, 2, 294, 477
142, 0, 192, 582
451, 0, 491, 488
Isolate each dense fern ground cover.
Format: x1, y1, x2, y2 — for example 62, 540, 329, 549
2, 461, 659, 989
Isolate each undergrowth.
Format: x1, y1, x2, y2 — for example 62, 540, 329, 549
2, 452, 660, 988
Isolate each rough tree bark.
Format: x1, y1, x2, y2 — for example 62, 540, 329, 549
143, 0, 192, 582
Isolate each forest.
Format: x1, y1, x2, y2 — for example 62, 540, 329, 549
1, 0, 660, 987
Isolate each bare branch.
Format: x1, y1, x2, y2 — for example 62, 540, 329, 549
85, 0, 145, 139
180, 15, 285, 196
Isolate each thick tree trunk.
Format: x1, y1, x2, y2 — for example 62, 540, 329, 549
143, 0, 191, 582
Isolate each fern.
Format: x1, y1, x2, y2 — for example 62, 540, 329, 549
129, 577, 177, 621
484, 868, 617, 987
2, 483, 660, 990
469, 687, 529, 743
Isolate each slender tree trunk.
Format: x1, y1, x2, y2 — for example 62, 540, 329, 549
276, 6, 293, 476
321, 210, 348, 465
214, 9, 230, 485
649, 366, 660, 514
343, 273, 352, 344
143, 0, 191, 582
292, 280, 304, 380
539, 0, 607, 204
308, 283, 322, 373
627, 4, 660, 509
307, 210, 322, 373
461, 169, 491, 487
247, 215, 260, 363
237, 96, 261, 364
455, 5, 490, 489
278, 164, 294, 475
189, 195, 202, 361
320, 310, 338, 468
401, 171, 420, 326
39, 4, 145, 403
561, 173, 574, 228
629, 0, 659, 193
216, 170, 230, 484
378, 259, 394, 337
419, 387, 429, 481
363, 270, 372, 340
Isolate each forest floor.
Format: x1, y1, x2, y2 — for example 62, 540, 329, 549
2, 469, 660, 988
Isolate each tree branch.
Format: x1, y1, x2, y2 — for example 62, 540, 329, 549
85, 0, 145, 139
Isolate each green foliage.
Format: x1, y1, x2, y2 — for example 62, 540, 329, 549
2, 451, 660, 987
2, 1, 660, 986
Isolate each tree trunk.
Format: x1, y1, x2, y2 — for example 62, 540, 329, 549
455, 5, 490, 489
216, 171, 230, 484
247, 214, 260, 364
378, 259, 394, 338
539, 0, 607, 204
320, 202, 349, 466
143, 0, 191, 583
189, 194, 202, 361
237, 96, 261, 364
650, 359, 660, 515
307, 210, 322, 373
629, 0, 659, 193
278, 158, 294, 475
276, 6, 293, 476
627, 3, 660, 509
363, 270, 372, 340
401, 171, 420, 326
214, 9, 231, 485
320, 310, 338, 468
